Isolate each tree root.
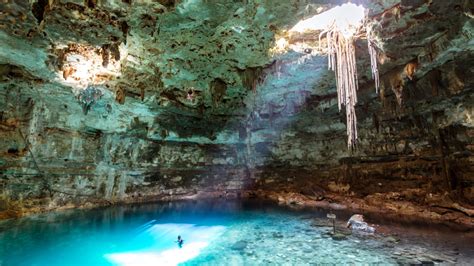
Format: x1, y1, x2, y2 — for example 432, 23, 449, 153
431, 203, 474, 217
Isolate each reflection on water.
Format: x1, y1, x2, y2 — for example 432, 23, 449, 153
0, 200, 473, 265
105, 223, 226, 266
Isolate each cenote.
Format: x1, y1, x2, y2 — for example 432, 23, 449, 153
1, 0, 474, 265
1, 200, 473, 266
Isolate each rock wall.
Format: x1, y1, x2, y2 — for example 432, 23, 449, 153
247, 52, 474, 226
244, 0, 474, 225
0, 0, 473, 226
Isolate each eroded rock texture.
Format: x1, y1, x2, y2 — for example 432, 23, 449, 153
0, 0, 473, 226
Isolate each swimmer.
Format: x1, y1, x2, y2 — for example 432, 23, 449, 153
176, 235, 184, 248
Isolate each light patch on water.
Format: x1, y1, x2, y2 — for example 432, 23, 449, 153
105, 223, 226, 266
106, 242, 208, 266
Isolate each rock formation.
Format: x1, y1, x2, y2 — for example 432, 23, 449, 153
0, 0, 473, 226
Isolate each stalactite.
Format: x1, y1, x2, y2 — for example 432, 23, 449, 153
79, 85, 103, 114
367, 27, 380, 93
115, 86, 125, 105
317, 23, 381, 148
323, 28, 359, 148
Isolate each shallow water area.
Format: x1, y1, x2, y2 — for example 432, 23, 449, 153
0, 200, 473, 265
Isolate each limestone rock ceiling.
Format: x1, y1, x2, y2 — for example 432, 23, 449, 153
0, 0, 473, 141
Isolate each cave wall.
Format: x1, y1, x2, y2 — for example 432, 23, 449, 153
249, 53, 474, 208
243, 0, 474, 223
0, 80, 254, 216
0, 0, 473, 224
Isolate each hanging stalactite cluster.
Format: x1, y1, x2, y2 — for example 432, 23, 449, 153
319, 23, 380, 149
287, 3, 380, 149
324, 29, 359, 148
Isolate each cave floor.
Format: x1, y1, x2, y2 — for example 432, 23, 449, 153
0, 200, 473, 265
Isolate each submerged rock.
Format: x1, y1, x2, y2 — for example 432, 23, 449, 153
418, 260, 435, 265
231, 240, 248, 251
385, 236, 400, 243
272, 232, 284, 238
331, 232, 347, 241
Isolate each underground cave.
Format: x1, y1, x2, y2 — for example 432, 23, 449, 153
0, 0, 473, 265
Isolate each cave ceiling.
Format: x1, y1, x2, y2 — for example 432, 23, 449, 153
0, 0, 472, 142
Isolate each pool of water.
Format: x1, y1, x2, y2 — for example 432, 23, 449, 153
0, 200, 473, 265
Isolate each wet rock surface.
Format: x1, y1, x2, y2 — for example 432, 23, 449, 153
0, 0, 473, 228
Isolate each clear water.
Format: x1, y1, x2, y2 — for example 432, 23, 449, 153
0, 200, 472, 266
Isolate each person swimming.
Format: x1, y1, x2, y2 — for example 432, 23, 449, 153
176, 235, 184, 248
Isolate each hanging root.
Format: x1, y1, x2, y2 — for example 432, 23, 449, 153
367, 26, 380, 93
320, 24, 381, 149
323, 29, 359, 148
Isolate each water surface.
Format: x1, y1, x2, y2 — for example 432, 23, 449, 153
0, 200, 472, 265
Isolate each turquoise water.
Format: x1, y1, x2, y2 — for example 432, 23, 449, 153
0, 200, 472, 265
